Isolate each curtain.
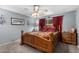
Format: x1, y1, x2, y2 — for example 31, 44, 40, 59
39, 18, 46, 31
52, 16, 63, 41
52, 16, 63, 32
57, 16, 63, 32
57, 16, 63, 41
52, 17, 59, 31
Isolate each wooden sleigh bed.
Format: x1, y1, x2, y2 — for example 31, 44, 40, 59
21, 31, 59, 53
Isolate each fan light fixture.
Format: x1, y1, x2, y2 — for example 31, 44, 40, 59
34, 5, 39, 12
32, 5, 40, 18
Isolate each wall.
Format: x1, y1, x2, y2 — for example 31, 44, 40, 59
27, 17, 39, 31
24, 16, 36, 31
62, 11, 76, 32
0, 8, 32, 44
76, 8, 79, 46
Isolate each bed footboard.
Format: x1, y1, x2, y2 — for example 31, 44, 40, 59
21, 31, 55, 53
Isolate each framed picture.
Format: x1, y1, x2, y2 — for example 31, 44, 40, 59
11, 18, 25, 25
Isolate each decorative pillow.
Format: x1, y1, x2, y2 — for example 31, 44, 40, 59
42, 26, 48, 32
41, 25, 56, 32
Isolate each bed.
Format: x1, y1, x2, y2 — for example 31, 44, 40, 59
21, 31, 59, 53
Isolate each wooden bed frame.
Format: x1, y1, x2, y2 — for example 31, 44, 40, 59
21, 30, 59, 53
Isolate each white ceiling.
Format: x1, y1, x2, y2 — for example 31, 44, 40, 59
0, 5, 78, 17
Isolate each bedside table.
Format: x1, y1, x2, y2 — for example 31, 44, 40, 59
62, 32, 77, 45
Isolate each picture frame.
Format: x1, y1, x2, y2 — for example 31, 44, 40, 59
11, 18, 25, 25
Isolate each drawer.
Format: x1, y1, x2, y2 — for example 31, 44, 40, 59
63, 32, 71, 35
62, 34, 71, 39
72, 36, 76, 40
63, 37, 71, 41
63, 35, 71, 38
62, 34, 71, 37
65, 40, 72, 43
72, 38, 76, 42
72, 34, 76, 38
71, 35, 76, 41
63, 39, 71, 43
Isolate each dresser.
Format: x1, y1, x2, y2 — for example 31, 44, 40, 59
62, 32, 77, 45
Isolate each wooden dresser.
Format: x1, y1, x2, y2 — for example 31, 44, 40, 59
62, 32, 77, 45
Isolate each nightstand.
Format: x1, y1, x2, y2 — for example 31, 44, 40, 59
62, 32, 77, 45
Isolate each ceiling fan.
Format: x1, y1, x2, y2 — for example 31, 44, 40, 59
23, 5, 48, 18
32, 5, 48, 18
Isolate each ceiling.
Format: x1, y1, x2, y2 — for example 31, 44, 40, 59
0, 5, 78, 17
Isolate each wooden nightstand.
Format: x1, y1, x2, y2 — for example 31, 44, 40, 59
62, 32, 77, 45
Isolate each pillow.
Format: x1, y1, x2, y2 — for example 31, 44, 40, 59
41, 25, 55, 32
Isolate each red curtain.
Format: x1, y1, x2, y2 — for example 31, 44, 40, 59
52, 16, 63, 41
57, 16, 63, 41
39, 18, 46, 31
52, 17, 59, 31
57, 16, 63, 32
52, 16, 63, 32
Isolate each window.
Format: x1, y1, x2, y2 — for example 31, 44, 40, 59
45, 17, 52, 25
